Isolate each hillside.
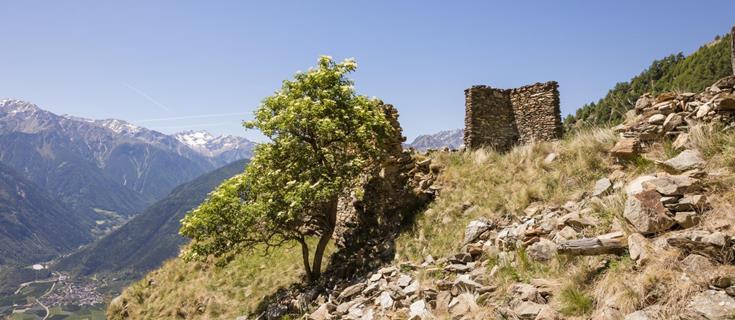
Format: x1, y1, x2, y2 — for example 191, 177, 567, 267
55, 159, 250, 279
0, 162, 93, 266
109, 74, 735, 319
565, 32, 732, 129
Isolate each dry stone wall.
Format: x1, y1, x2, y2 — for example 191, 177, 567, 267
464, 81, 562, 151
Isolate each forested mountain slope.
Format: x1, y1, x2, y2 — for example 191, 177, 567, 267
56, 159, 249, 278
565, 32, 732, 128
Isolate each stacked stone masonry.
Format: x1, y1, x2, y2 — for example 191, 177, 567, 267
464, 81, 562, 151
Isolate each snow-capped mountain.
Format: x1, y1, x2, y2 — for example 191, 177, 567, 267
0, 99, 219, 213
407, 129, 464, 151
174, 130, 256, 166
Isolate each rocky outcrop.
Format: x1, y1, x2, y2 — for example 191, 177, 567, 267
609, 75, 735, 159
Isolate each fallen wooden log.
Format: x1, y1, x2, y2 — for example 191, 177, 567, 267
557, 237, 626, 256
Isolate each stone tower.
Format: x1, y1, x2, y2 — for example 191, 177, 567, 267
464, 81, 562, 151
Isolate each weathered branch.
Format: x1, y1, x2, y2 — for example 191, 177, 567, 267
557, 237, 626, 256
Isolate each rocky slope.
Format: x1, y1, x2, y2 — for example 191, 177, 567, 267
296, 76, 735, 320
174, 130, 256, 167
109, 77, 735, 320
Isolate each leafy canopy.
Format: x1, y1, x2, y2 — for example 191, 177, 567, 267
180, 56, 396, 265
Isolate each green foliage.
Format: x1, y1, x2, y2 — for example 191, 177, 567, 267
180, 56, 396, 279
565, 32, 732, 129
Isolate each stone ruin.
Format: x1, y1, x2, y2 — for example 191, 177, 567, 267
464, 81, 563, 151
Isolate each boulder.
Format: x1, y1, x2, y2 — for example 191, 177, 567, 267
464, 219, 492, 244
628, 233, 652, 265
408, 300, 432, 320
685, 290, 735, 319
338, 283, 366, 301
309, 304, 332, 320
647, 114, 666, 124
512, 283, 544, 303
641, 175, 699, 196
661, 150, 705, 172
635, 94, 654, 113
610, 138, 640, 159
527, 238, 557, 261
378, 291, 394, 310
680, 254, 715, 275
434, 290, 451, 314
402, 281, 419, 296
623, 306, 664, 320
672, 194, 707, 212
397, 274, 413, 287
452, 275, 483, 293
592, 178, 613, 197
448, 293, 479, 317
514, 301, 544, 320
662, 113, 683, 132
673, 133, 690, 150
696, 103, 711, 119
715, 93, 735, 110
673, 211, 700, 229
444, 264, 473, 273
625, 175, 657, 196
623, 190, 675, 234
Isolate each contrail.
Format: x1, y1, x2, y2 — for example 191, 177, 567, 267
122, 82, 172, 112
154, 122, 233, 129
135, 112, 249, 123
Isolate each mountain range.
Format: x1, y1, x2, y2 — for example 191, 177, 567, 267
0, 99, 256, 268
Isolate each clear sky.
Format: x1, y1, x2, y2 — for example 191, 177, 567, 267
1, 1, 733, 142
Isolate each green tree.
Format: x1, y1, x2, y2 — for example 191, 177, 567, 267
180, 56, 396, 282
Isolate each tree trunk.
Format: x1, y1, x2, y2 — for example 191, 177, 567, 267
299, 238, 312, 282
310, 197, 338, 281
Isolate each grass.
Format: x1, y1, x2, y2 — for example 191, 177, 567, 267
395, 128, 618, 262
108, 239, 333, 320
559, 285, 594, 316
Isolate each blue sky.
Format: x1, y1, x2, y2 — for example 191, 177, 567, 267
1, 1, 733, 142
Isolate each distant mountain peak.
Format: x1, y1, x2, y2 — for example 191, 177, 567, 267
174, 130, 255, 162
407, 128, 464, 151
175, 130, 216, 147
0, 99, 42, 114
